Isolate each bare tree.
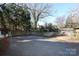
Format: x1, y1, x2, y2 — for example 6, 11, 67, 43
66, 7, 79, 28
25, 3, 54, 29
55, 16, 65, 29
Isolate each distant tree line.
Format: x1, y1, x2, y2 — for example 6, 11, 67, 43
36, 23, 60, 33
55, 7, 79, 30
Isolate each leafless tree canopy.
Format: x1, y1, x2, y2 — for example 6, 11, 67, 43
65, 6, 79, 28
55, 16, 65, 28
23, 3, 54, 29
27, 3, 53, 18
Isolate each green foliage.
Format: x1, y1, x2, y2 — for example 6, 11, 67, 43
39, 23, 60, 33
0, 3, 31, 34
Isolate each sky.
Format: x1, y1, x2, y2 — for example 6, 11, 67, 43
38, 3, 78, 25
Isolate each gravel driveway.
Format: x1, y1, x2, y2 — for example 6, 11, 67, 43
4, 36, 79, 56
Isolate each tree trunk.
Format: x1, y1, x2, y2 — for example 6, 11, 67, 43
34, 21, 37, 30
